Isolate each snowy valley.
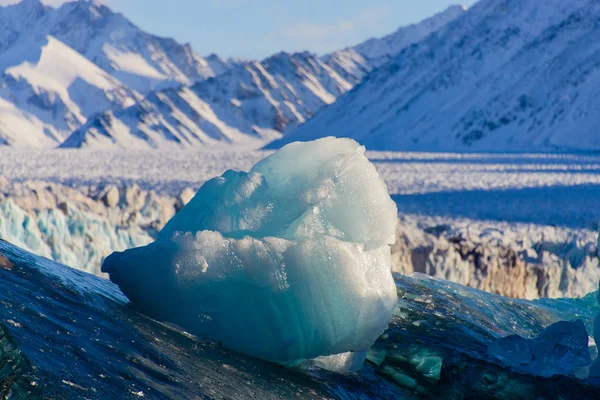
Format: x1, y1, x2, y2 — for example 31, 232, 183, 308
2, 1, 600, 397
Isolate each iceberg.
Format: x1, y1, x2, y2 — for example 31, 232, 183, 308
102, 138, 399, 369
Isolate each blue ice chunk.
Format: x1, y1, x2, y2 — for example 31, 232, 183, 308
103, 138, 399, 370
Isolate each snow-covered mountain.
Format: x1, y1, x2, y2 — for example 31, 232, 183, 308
0, 0, 466, 149
59, 7, 464, 150
323, 5, 467, 84
45, 0, 223, 93
0, 34, 139, 147
0, 0, 227, 93
61, 52, 354, 149
268, 0, 600, 152
0, 0, 235, 147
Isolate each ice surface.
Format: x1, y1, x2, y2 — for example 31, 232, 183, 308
3, 239, 600, 398
103, 138, 398, 369
487, 320, 593, 378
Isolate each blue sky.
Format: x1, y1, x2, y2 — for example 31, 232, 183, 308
36, 0, 479, 59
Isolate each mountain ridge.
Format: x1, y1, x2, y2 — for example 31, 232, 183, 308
323, 4, 467, 84
0, 0, 467, 149
60, 50, 355, 149
267, 0, 600, 152
57, 3, 465, 150
0, 0, 233, 147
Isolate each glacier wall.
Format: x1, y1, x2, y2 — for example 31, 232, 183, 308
0, 179, 183, 274
0, 179, 598, 299
392, 216, 600, 299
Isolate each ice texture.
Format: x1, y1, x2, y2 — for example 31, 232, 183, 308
4, 239, 600, 398
487, 320, 593, 378
102, 137, 399, 369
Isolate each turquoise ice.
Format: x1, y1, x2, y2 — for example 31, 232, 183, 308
102, 137, 399, 369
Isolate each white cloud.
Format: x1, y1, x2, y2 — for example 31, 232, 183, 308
266, 5, 390, 54
281, 5, 389, 39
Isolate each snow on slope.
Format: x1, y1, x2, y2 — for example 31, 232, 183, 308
0, 35, 139, 147
0, 0, 241, 148
52, 3, 463, 150
46, 0, 223, 93
323, 5, 467, 84
61, 52, 354, 149
0, 0, 225, 94
270, 0, 600, 152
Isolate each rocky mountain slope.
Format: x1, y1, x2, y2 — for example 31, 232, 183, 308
61, 51, 354, 149
269, 0, 600, 152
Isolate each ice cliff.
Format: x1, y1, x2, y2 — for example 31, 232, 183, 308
102, 138, 399, 369
0, 178, 171, 272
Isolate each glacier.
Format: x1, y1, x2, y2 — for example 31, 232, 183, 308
2, 149, 600, 299
102, 138, 399, 369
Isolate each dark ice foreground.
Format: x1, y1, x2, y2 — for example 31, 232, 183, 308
1, 239, 600, 399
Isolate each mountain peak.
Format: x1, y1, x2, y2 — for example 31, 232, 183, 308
58, 0, 114, 18
323, 2, 467, 83
448, 4, 470, 13
16, 0, 43, 6
265, 51, 316, 64
10, 0, 45, 12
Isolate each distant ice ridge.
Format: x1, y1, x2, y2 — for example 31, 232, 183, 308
0, 198, 151, 272
0, 179, 180, 274
102, 138, 398, 370
393, 215, 600, 299
2, 149, 600, 299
